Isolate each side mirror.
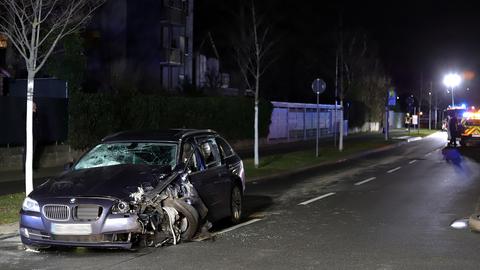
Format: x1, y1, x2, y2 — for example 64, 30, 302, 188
64, 161, 74, 171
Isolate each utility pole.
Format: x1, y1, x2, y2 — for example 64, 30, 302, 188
429, 81, 432, 130
334, 51, 338, 147
434, 82, 438, 129
419, 73, 423, 131
338, 11, 344, 151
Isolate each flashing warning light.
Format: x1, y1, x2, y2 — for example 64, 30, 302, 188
448, 104, 468, 110
464, 71, 475, 81
463, 111, 480, 119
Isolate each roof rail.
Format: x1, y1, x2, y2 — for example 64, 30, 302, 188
181, 129, 216, 139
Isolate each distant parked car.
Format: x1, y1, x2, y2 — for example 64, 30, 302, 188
20, 129, 245, 250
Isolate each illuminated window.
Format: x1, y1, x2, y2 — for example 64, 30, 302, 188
0, 35, 7, 48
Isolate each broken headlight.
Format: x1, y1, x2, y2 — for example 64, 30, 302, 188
22, 197, 40, 212
111, 200, 130, 214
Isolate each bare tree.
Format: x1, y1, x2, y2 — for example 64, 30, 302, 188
0, 0, 105, 195
233, 0, 275, 168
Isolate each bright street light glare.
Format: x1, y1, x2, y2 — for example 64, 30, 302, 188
443, 73, 462, 88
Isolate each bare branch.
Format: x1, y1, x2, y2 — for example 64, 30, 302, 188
232, 0, 275, 90
1, 0, 106, 73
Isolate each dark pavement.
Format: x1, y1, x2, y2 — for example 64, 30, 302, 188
3, 132, 480, 269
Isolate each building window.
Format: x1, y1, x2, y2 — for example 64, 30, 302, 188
0, 35, 7, 48
182, 0, 188, 12
164, 0, 184, 10
184, 37, 189, 55
162, 26, 169, 48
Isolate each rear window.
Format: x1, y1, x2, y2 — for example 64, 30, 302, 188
216, 137, 234, 158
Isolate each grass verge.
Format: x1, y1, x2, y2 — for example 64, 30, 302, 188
0, 192, 24, 225
405, 128, 438, 137
244, 130, 438, 179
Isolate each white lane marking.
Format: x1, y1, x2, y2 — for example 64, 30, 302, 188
387, 167, 401, 173
407, 137, 422, 142
354, 177, 376, 186
213, 219, 262, 236
409, 160, 417, 164
425, 152, 432, 157
298, 192, 336, 206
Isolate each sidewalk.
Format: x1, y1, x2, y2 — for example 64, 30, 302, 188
0, 129, 434, 238
236, 128, 419, 159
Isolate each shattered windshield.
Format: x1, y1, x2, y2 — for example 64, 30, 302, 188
74, 142, 178, 170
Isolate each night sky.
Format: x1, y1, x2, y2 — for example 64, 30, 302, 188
195, 0, 480, 105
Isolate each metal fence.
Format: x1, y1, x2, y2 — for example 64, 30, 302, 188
268, 101, 344, 142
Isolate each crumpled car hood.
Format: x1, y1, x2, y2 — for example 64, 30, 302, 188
29, 164, 172, 201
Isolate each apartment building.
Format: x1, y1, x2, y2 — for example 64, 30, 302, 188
85, 0, 194, 92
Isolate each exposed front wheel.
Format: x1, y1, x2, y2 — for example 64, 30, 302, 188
469, 214, 480, 232
163, 199, 199, 241
230, 185, 243, 224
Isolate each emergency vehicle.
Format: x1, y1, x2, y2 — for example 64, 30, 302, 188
460, 107, 480, 146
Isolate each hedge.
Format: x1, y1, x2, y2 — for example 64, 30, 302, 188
69, 93, 273, 150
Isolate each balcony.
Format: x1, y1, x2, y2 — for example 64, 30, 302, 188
160, 6, 186, 26
160, 48, 183, 65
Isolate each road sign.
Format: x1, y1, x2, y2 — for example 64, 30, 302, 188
311, 78, 326, 158
412, 115, 418, 125
311, 78, 326, 94
388, 88, 397, 106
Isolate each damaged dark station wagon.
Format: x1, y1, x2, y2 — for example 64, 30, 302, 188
19, 129, 245, 249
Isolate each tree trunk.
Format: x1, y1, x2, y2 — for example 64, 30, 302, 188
339, 100, 344, 151
25, 70, 35, 195
254, 68, 260, 168
254, 100, 259, 168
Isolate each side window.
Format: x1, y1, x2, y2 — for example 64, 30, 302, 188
216, 137, 234, 159
198, 138, 221, 168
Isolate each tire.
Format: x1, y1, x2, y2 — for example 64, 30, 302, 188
469, 214, 480, 232
230, 185, 243, 224
163, 199, 199, 241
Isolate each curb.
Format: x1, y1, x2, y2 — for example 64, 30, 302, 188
0, 222, 19, 239
0, 232, 18, 240
246, 136, 424, 183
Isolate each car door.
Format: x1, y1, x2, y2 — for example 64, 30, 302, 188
188, 137, 230, 220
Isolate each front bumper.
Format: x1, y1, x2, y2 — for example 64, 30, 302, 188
19, 198, 142, 249
461, 135, 480, 145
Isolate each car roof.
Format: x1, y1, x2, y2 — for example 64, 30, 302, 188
101, 129, 217, 143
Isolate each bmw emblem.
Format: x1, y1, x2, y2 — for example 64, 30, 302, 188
69, 198, 76, 204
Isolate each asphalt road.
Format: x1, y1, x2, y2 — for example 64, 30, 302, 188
2, 132, 480, 269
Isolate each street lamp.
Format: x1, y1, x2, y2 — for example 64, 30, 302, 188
443, 73, 462, 107
428, 91, 432, 130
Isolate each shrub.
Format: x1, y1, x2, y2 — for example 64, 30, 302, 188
69, 93, 272, 150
